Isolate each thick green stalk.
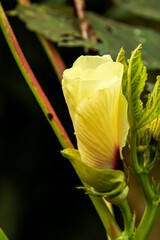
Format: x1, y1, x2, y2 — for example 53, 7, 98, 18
134, 203, 160, 240
130, 132, 154, 202
0, 4, 122, 238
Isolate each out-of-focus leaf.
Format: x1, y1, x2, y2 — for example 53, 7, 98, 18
16, 3, 160, 69
16, 3, 81, 43
113, 0, 160, 21
45, 0, 66, 4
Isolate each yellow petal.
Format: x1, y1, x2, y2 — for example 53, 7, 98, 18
62, 78, 80, 121
73, 55, 113, 71
62, 55, 113, 83
62, 61, 123, 120
88, 62, 123, 80
62, 55, 128, 170
77, 62, 123, 104
118, 90, 129, 157
73, 85, 128, 169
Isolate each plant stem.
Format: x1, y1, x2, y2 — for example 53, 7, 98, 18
130, 131, 142, 174
90, 196, 122, 240
17, 0, 66, 82
0, 3, 73, 149
134, 203, 160, 240
130, 131, 155, 202
117, 199, 132, 234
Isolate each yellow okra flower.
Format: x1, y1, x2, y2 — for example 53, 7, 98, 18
62, 55, 128, 170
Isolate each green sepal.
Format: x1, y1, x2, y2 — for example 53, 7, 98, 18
61, 148, 126, 194
105, 186, 129, 204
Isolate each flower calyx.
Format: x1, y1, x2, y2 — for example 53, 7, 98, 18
61, 148, 127, 198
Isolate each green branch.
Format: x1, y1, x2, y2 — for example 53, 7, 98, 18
117, 199, 132, 235
90, 197, 122, 240
134, 203, 160, 240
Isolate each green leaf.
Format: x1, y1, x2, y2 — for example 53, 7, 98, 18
113, 0, 160, 21
135, 76, 160, 130
116, 47, 128, 99
61, 148, 126, 195
127, 44, 148, 128
15, 3, 160, 69
16, 3, 81, 43
0, 229, 8, 240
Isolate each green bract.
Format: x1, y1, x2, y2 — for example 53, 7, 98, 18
61, 148, 126, 195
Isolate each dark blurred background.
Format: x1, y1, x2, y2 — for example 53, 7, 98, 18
0, 0, 160, 240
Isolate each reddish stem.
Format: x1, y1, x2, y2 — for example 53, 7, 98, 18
17, 0, 66, 81
0, 3, 74, 149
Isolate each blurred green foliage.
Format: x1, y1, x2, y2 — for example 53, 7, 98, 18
112, 0, 160, 21
15, 0, 160, 69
